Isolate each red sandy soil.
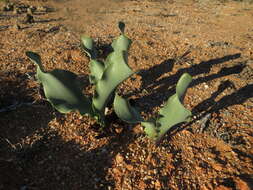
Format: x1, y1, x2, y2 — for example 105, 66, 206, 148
0, 0, 253, 189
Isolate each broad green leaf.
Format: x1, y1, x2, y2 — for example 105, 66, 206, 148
104, 52, 115, 68
111, 34, 132, 52
105, 35, 132, 68
26, 51, 93, 115
92, 51, 134, 114
147, 73, 192, 141
89, 59, 105, 84
113, 94, 143, 123
81, 35, 97, 59
113, 72, 192, 142
175, 72, 192, 100
111, 21, 131, 52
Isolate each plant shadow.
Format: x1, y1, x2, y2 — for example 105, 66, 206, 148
0, 70, 55, 141
0, 117, 136, 189
0, 70, 57, 189
36, 17, 63, 23
0, 71, 136, 190
170, 80, 252, 134
205, 83, 253, 113
134, 53, 242, 112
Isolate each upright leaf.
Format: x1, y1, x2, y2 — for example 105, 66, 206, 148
89, 59, 105, 84
105, 22, 132, 68
81, 35, 97, 59
111, 34, 132, 52
92, 51, 134, 114
144, 73, 192, 141
113, 72, 192, 142
111, 21, 131, 52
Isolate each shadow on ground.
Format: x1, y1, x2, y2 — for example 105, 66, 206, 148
134, 53, 243, 112
0, 71, 55, 189
9, 124, 135, 190
194, 82, 253, 114
0, 70, 136, 189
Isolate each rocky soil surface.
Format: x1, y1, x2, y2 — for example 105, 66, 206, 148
0, 0, 253, 189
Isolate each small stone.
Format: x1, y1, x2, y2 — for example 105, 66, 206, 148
115, 127, 123, 134
37, 6, 47, 12
115, 153, 124, 164
13, 8, 21, 14
211, 162, 223, 171
126, 164, 134, 171
27, 8, 33, 15
104, 107, 109, 115
29, 5, 36, 12
23, 13, 34, 24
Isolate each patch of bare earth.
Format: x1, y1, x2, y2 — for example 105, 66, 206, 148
0, 0, 253, 189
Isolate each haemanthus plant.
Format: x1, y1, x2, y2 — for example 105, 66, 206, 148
26, 22, 193, 142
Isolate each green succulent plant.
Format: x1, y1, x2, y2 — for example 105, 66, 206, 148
113, 73, 192, 142
26, 22, 193, 141
26, 22, 134, 126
